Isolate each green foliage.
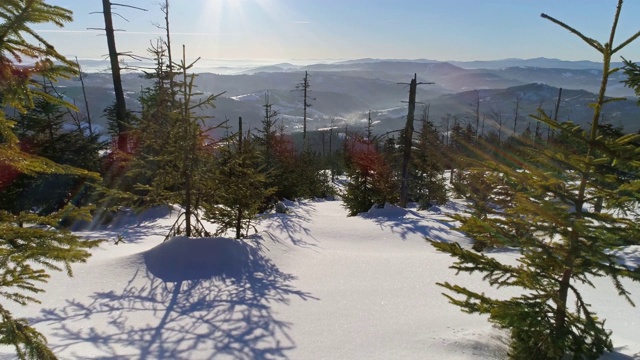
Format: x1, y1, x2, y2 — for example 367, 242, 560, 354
343, 137, 396, 216
411, 110, 448, 208
0, 306, 56, 360
430, 3, 640, 358
266, 134, 333, 201
622, 58, 640, 101
103, 102, 139, 140
294, 149, 334, 199
0, 206, 102, 359
0, 0, 77, 113
0, 2, 104, 358
116, 45, 223, 238
204, 135, 275, 239
2, 92, 104, 216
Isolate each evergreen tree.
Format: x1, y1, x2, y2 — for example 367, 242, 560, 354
261, 126, 333, 201
446, 116, 466, 187
2, 93, 103, 216
343, 135, 396, 216
430, 3, 640, 358
128, 46, 221, 238
254, 92, 279, 162
0, 1, 103, 358
622, 58, 640, 101
411, 106, 447, 209
115, 40, 174, 196
204, 130, 274, 239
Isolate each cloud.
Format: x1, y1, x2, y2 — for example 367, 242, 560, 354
288, 21, 311, 24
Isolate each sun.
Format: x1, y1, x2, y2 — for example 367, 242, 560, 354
195, 0, 277, 55
199, 0, 250, 33
192, 0, 315, 61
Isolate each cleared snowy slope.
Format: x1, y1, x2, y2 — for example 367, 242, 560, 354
1, 201, 639, 359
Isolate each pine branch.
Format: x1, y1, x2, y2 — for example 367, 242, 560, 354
540, 13, 603, 52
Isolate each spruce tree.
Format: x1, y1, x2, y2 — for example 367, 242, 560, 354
430, 2, 640, 358
2, 93, 103, 216
623, 58, 640, 100
0, 1, 103, 358
117, 40, 174, 196
128, 46, 221, 238
204, 128, 275, 239
411, 106, 447, 209
343, 135, 396, 216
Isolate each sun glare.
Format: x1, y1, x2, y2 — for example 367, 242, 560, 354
196, 0, 302, 60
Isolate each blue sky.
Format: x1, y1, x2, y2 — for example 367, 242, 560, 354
41, 0, 640, 63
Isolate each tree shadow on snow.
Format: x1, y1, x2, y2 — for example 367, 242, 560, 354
358, 205, 469, 244
601, 348, 640, 360
443, 331, 510, 360
73, 206, 175, 244
445, 330, 639, 360
30, 237, 316, 359
260, 202, 318, 249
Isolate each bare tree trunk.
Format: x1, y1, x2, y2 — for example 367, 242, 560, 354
75, 57, 93, 136
236, 116, 243, 239
180, 46, 192, 237
399, 74, 417, 208
554, 88, 563, 122
302, 71, 310, 148
101, 0, 128, 152
329, 122, 334, 182
474, 90, 480, 139
367, 110, 373, 142
550, 87, 563, 143
513, 96, 520, 135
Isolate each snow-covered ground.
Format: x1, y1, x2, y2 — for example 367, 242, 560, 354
2, 200, 639, 359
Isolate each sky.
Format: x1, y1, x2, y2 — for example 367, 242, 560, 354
39, 0, 640, 64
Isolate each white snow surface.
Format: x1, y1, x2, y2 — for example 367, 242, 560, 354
2, 200, 640, 359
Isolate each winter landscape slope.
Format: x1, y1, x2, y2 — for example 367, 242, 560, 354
1, 200, 639, 359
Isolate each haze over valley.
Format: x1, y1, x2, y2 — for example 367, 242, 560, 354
57, 57, 640, 140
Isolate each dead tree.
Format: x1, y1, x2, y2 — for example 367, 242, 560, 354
329, 117, 336, 181
513, 96, 521, 135
260, 92, 278, 158
398, 73, 434, 208
152, 0, 176, 97
490, 107, 504, 143
472, 90, 481, 139
296, 71, 314, 149
75, 57, 93, 136
100, 0, 127, 151
91, 1, 147, 152
549, 87, 563, 142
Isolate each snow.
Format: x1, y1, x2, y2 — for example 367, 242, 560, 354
2, 201, 640, 359
609, 245, 640, 270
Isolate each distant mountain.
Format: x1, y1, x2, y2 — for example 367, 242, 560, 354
451, 57, 624, 70
488, 66, 630, 97
426, 83, 640, 134
52, 58, 640, 137
238, 58, 633, 96
239, 63, 302, 74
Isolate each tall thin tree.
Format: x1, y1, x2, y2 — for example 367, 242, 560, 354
296, 71, 314, 148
